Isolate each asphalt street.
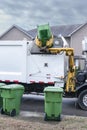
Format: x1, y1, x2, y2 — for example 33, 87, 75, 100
21, 94, 87, 117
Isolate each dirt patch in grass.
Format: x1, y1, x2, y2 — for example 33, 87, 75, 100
0, 114, 87, 130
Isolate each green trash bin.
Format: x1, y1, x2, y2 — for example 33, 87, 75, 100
0, 83, 6, 108
0, 84, 24, 116
44, 86, 63, 121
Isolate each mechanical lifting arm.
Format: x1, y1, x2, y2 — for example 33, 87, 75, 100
48, 48, 76, 92
35, 24, 76, 92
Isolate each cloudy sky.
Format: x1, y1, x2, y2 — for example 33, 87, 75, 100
0, 0, 87, 34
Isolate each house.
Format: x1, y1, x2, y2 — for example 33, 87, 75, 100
1, 23, 87, 57
0, 25, 33, 41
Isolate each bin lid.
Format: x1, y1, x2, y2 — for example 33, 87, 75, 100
0, 84, 24, 90
44, 86, 63, 92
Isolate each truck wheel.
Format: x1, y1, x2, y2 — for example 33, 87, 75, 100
78, 90, 87, 110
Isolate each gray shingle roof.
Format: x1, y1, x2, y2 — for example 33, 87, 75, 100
27, 28, 37, 39
27, 24, 82, 38
51, 24, 82, 37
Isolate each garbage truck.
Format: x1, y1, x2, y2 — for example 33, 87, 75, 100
0, 24, 87, 110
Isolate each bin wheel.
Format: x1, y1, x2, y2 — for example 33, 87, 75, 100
10, 109, 16, 117
0, 108, 5, 114
44, 113, 48, 121
57, 115, 61, 121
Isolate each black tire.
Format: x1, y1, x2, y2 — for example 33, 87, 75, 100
44, 113, 48, 121
0, 108, 5, 114
78, 90, 87, 110
10, 109, 16, 117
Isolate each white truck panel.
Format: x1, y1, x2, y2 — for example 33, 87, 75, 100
0, 41, 27, 82
0, 40, 66, 87
27, 54, 65, 87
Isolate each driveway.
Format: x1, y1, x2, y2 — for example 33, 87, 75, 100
21, 94, 87, 117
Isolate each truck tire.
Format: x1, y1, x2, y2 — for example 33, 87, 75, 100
78, 90, 87, 110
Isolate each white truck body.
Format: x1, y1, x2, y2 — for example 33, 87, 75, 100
0, 40, 66, 87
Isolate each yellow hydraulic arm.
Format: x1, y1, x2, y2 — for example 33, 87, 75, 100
48, 48, 76, 92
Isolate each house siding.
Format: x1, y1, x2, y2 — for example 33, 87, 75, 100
0, 27, 31, 40
71, 24, 87, 56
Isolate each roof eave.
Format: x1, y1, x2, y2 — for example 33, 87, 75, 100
68, 23, 87, 36
0, 25, 33, 40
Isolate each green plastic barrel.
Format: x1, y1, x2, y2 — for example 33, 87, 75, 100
0, 83, 6, 108
0, 84, 24, 116
44, 86, 63, 121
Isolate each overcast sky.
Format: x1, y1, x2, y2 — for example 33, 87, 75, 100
0, 0, 87, 35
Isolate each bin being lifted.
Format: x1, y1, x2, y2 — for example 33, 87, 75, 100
35, 24, 54, 48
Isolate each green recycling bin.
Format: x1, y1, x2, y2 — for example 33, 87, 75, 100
0, 84, 24, 116
44, 86, 63, 121
0, 83, 6, 108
